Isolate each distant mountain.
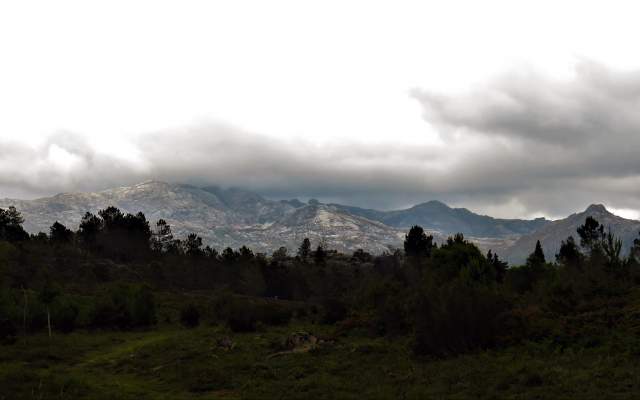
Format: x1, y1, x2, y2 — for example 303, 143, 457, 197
332, 200, 549, 237
11, 181, 624, 260
0, 181, 408, 254
502, 204, 640, 264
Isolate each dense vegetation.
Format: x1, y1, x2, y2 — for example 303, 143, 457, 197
2, 205, 640, 398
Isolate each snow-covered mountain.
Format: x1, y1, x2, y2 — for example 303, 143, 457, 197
12, 181, 635, 262
0, 181, 408, 254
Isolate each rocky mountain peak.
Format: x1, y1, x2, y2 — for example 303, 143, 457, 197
584, 204, 609, 215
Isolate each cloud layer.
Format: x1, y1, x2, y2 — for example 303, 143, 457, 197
3, 62, 640, 218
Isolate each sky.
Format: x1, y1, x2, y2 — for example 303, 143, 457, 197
2, 1, 640, 219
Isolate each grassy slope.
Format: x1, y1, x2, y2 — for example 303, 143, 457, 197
3, 321, 640, 400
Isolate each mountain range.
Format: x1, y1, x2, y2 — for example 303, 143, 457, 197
2, 181, 639, 264
502, 204, 640, 264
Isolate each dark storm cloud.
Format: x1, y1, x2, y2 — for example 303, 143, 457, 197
413, 62, 640, 147
411, 61, 640, 216
136, 123, 450, 202
3, 61, 640, 217
0, 124, 450, 208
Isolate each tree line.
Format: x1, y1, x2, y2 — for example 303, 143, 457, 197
2, 205, 640, 358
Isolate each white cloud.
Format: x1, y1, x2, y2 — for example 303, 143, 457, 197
3, 2, 640, 217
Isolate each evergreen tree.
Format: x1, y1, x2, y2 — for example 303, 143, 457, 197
577, 216, 605, 253
0, 206, 28, 242
151, 219, 174, 253
183, 233, 203, 256
403, 225, 434, 258
297, 238, 311, 261
314, 245, 326, 266
556, 236, 582, 268
49, 221, 73, 244
526, 240, 546, 267
77, 212, 102, 250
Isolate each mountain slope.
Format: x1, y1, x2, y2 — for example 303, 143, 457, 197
10, 181, 620, 259
332, 200, 549, 237
0, 181, 407, 254
503, 204, 640, 264
254, 204, 412, 254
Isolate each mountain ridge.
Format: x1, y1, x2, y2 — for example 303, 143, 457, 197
502, 204, 640, 264
3, 181, 638, 263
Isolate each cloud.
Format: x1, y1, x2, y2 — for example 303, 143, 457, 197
3, 61, 640, 218
411, 61, 640, 217
0, 132, 145, 198
413, 62, 640, 147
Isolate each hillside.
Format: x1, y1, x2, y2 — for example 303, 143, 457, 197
334, 200, 549, 237
0, 181, 407, 254
503, 204, 640, 264
9, 182, 640, 263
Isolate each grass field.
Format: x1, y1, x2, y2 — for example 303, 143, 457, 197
3, 319, 640, 400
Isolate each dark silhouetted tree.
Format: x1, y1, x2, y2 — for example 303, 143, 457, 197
238, 246, 254, 262
204, 245, 219, 259
184, 233, 204, 256
602, 229, 623, 271
49, 221, 73, 244
0, 206, 28, 242
526, 240, 546, 267
314, 245, 326, 266
272, 246, 288, 261
577, 216, 605, 253
297, 238, 311, 261
78, 212, 102, 250
556, 236, 582, 268
631, 231, 640, 264
151, 219, 174, 253
222, 247, 239, 264
404, 225, 434, 258
93, 207, 151, 260
487, 250, 508, 283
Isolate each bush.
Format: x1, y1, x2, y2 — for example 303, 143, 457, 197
53, 300, 79, 333
130, 285, 157, 326
180, 304, 200, 328
0, 315, 16, 344
321, 297, 348, 324
363, 280, 410, 335
91, 295, 131, 330
256, 302, 292, 325
227, 311, 257, 332
89, 284, 157, 330
219, 297, 293, 332
412, 280, 510, 356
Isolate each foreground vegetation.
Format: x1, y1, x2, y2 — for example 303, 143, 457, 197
5, 314, 640, 399
2, 205, 640, 398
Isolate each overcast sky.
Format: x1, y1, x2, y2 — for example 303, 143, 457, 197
2, 1, 640, 219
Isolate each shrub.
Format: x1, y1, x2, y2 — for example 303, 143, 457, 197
180, 304, 200, 328
130, 285, 157, 326
321, 297, 348, 324
363, 280, 410, 335
91, 295, 131, 329
89, 284, 157, 330
221, 297, 293, 332
412, 280, 510, 356
0, 314, 16, 344
53, 300, 79, 333
227, 311, 257, 332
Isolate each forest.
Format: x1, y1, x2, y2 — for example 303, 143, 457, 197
2, 205, 640, 399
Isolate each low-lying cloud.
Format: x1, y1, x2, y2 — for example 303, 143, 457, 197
3, 61, 640, 218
